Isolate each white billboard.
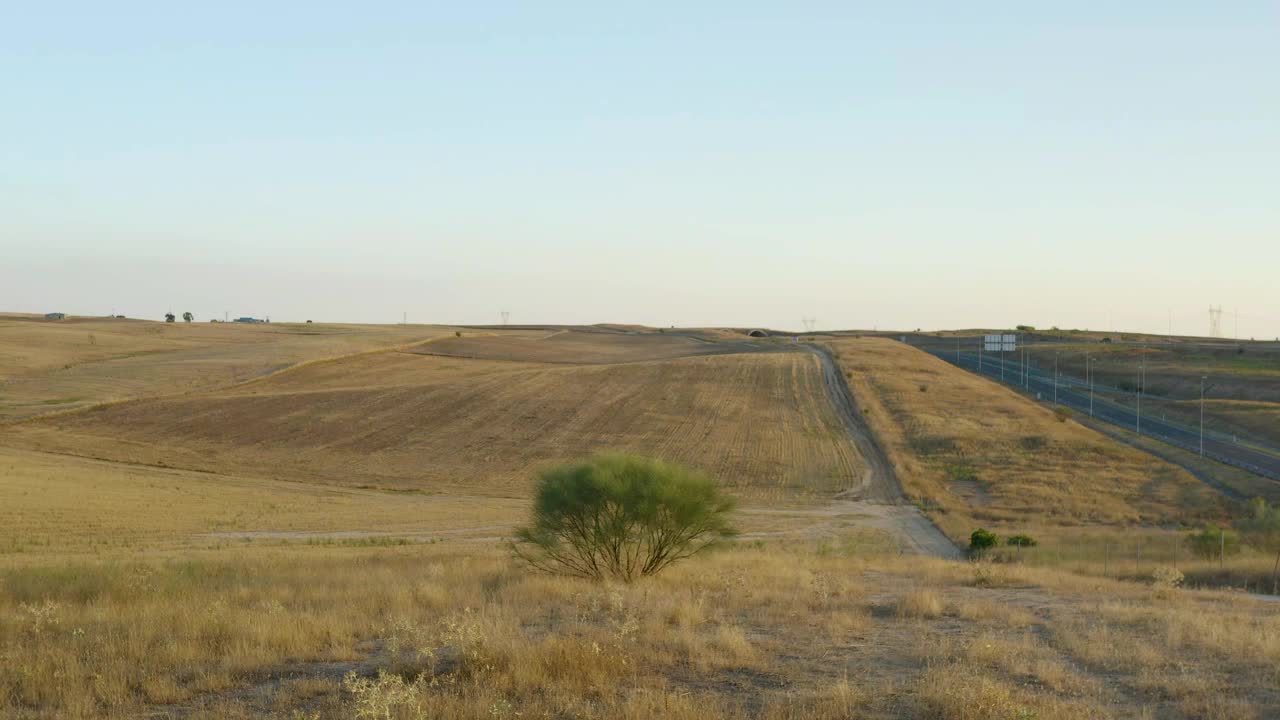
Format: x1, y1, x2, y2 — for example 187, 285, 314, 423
984, 334, 1017, 352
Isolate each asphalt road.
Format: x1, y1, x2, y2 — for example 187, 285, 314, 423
928, 349, 1280, 483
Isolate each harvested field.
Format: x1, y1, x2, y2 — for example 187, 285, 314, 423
826, 337, 1228, 540
416, 327, 768, 364
0, 316, 452, 420
7, 350, 864, 498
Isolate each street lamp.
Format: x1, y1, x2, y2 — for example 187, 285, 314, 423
1200, 375, 1207, 456
1087, 352, 1095, 417
1136, 346, 1145, 436
1054, 351, 1059, 406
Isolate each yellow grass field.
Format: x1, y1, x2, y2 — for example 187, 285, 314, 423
0, 446, 527, 560
7, 342, 863, 498
3, 538, 1278, 719
825, 337, 1229, 539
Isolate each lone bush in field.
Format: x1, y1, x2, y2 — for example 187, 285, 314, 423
1005, 534, 1037, 548
511, 454, 737, 582
1186, 524, 1240, 559
968, 528, 999, 554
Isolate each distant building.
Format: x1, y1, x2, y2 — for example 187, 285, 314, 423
44, 312, 65, 320
234, 317, 262, 323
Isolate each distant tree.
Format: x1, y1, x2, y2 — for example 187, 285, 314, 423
182, 312, 194, 323
1006, 534, 1037, 548
1238, 498, 1280, 594
164, 313, 175, 323
511, 454, 737, 582
1016, 325, 1035, 332
968, 528, 1000, 554
1186, 524, 1240, 559
306, 319, 313, 324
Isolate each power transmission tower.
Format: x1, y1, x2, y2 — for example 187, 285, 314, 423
1208, 306, 1223, 338
500, 310, 510, 326
801, 316, 816, 333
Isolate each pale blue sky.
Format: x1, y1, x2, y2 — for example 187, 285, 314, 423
3, 2, 1277, 335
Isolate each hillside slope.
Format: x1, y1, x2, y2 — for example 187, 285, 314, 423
826, 337, 1227, 539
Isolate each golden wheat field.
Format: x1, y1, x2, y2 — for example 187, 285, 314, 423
6, 340, 862, 498
4, 320, 1279, 719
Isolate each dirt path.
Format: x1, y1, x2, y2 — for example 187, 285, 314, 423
804, 344, 962, 559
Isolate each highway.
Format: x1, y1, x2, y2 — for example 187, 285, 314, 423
919, 347, 1280, 483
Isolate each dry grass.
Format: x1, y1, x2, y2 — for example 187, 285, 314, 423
7, 349, 863, 498
826, 337, 1228, 539
3, 541, 1279, 719
0, 446, 525, 559
896, 589, 944, 618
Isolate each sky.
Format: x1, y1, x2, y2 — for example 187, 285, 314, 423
3, 2, 1277, 336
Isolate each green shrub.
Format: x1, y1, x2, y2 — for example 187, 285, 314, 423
969, 529, 999, 553
1186, 524, 1241, 559
946, 465, 978, 483
511, 454, 737, 582
1053, 406, 1072, 423
1005, 534, 1037, 548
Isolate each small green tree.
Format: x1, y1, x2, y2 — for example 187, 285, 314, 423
1006, 534, 1037, 548
1185, 524, 1240, 559
511, 454, 737, 582
969, 528, 999, 554
1238, 498, 1280, 594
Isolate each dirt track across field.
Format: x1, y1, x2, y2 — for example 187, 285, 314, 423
804, 344, 962, 559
